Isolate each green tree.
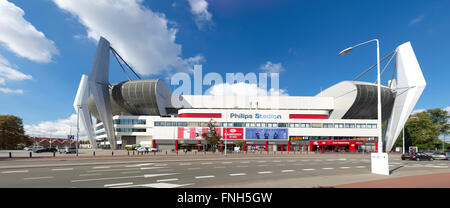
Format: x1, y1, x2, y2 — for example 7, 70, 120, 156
201, 119, 222, 151
0, 115, 30, 150
394, 108, 449, 151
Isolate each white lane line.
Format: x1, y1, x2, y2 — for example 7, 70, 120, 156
222, 162, 232, 164
121, 171, 141, 174
2, 170, 29, 174
281, 170, 295, 173
303, 169, 315, 171
429, 166, 448, 168
257, 161, 267, 163
339, 167, 351, 169
240, 161, 250, 163
213, 166, 226, 169
24, 176, 54, 180
229, 173, 246, 176
188, 167, 201, 170
140, 167, 165, 170
79, 173, 101, 177
72, 173, 178, 183
275, 164, 286, 166
87, 168, 140, 173
157, 178, 179, 182
112, 182, 193, 188
258, 171, 272, 174
356, 166, 366, 168
125, 163, 155, 167
236, 165, 249, 168
201, 162, 213, 165
287, 160, 296, 162
179, 163, 192, 166
51, 168, 74, 171
322, 168, 334, 170
104, 182, 133, 187
272, 160, 281, 163
92, 166, 111, 169
195, 175, 215, 179
257, 164, 268, 167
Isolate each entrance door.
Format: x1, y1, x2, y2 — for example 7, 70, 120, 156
277, 145, 287, 151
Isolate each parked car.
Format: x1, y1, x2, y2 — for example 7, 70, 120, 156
410, 152, 434, 161
432, 152, 448, 160
136, 147, 157, 153
59, 147, 77, 154
34, 148, 57, 153
401, 153, 412, 160
26, 146, 44, 152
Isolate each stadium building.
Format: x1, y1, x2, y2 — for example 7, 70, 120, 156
73, 37, 426, 152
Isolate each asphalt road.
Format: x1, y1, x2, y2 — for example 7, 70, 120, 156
0, 154, 449, 188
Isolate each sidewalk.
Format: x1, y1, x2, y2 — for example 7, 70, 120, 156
334, 172, 450, 188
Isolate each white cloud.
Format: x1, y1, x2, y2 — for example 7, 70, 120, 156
260, 61, 285, 74
53, 0, 203, 76
188, 0, 213, 30
409, 15, 424, 26
411, 109, 426, 114
24, 114, 87, 139
0, 54, 32, 94
206, 82, 288, 96
0, 0, 58, 63
0, 87, 23, 94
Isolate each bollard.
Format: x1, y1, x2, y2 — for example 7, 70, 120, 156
153, 151, 156, 156
9, 152, 12, 158
93, 151, 95, 156
133, 151, 135, 155
166, 150, 167, 155
53, 152, 56, 157
128, 151, 129, 156
29, 152, 32, 158
112, 151, 114, 156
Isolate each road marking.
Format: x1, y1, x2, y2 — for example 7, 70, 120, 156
287, 160, 296, 162
188, 167, 201, 170
303, 169, 315, 171
87, 168, 140, 173
240, 161, 250, 163
272, 160, 281, 163
257, 161, 266, 163
356, 166, 366, 168
275, 164, 286, 166
339, 167, 351, 169
111, 182, 193, 188
195, 175, 215, 179
121, 171, 141, 174
322, 168, 334, 170
157, 178, 179, 182
24, 176, 54, 180
213, 166, 226, 169
201, 162, 213, 165
281, 170, 295, 173
236, 165, 249, 168
104, 182, 133, 187
72, 173, 178, 183
222, 162, 232, 164
229, 173, 246, 176
179, 163, 192, 166
2, 170, 29, 174
257, 171, 272, 174
125, 163, 155, 167
140, 167, 165, 170
51, 168, 74, 171
79, 173, 101, 177
92, 166, 111, 169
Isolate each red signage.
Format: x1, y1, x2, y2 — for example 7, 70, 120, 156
310, 140, 363, 146
223, 128, 244, 139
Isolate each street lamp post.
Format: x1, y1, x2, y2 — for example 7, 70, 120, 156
339, 39, 389, 175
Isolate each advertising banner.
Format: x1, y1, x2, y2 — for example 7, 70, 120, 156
223, 128, 244, 139
245, 128, 288, 140
178, 127, 208, 139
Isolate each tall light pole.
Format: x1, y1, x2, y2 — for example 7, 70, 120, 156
338, 39, 383, 153
339, 39, 389, 175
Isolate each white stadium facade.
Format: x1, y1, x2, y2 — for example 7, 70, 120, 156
74, 37, 426, 153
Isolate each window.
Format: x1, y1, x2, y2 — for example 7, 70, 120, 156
294, 123, 300, 128
289, 123, 295, 128
116, 128, 146, 132
334, 123, 344, 128
345, 123, 355, 128
367, 124, 377, 129
233, 122, 244, 127
301, 123, 311, 128
356, 124, 367, 128
166, 122, 177, 126
154, 121, 165, 126
323, 123, 333, 128
177, 122, 188, 127
278, 123, 288, 128
115, 119, 146, 125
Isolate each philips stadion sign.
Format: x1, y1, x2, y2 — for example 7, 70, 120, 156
229, 113, 282, 120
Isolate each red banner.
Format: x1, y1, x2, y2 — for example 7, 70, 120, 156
223, 128, 244, 139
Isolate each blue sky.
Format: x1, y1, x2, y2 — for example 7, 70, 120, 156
0, 0, 448, 137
